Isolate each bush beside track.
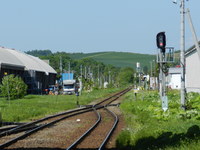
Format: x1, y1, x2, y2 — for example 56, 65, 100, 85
117, 90, 200, 150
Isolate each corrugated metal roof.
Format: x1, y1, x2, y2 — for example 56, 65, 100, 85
0, 48, 24, 67
29, 55, 57, 75
0, 47, 56, 74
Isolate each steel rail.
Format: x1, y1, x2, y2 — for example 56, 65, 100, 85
65, 87, 132, 149
65, 87, 131, 150
0, 87, 131, 137
0, 87, 131, 149
105, 88, 131, 106
94, 87, 131, 107
0, 124, 41, 134
0, 88, 129, 136
66, 108, 101, 150
66, 107, 118, 150
98, 107, 119, 150
0, 106, 92, 138
0, 108, 95, 149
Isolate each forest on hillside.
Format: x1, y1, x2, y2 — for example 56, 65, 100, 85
26, 50, 135, 88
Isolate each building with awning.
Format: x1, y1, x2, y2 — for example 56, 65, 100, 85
0, 47, 57, 94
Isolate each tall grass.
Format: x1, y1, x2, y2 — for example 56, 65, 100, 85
117, 90, 200, 150
0, 88, 120, 122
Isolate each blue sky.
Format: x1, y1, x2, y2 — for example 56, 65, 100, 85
0, 0, 199, 54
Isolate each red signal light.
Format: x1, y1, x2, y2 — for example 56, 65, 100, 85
156, 32, 166, 53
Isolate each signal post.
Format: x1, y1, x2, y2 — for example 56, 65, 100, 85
156, 32, 174, 111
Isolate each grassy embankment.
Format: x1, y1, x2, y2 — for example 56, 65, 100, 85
117, 90, 200, 150
0, 88, 120, 123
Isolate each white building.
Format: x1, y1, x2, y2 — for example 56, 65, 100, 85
167, 67, 181, 89
185, 44, 200, 93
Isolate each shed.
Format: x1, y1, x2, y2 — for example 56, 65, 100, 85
0, 47, 57, 94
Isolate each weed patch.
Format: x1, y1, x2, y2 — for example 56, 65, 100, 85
117, 90, 200, 150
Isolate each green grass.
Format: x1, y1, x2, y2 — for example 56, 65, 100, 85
117, 90, 200, 150
69, 51, 156, 69
0, 88, 120, 122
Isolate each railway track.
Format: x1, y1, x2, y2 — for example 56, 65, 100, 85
0, 87, 130, 137
67, 107, 118, 150
0, 107, 89, 137
0, 107, 95, 149
0, 87, 131, 149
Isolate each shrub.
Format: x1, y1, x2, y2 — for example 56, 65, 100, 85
116, 130, 131, 150
0, 74, 27, 100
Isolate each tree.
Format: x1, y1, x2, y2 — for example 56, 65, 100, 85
143, 66, 148, 74
0, 74, 28, 100
26, 49, 52, 57
116, 67, 134, 87
26, 50, 121, 89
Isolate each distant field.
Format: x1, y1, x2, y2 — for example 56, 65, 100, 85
69, 51, 156, 69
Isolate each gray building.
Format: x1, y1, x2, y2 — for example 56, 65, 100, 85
0, 47, 57, 94
185, 43, 200, 93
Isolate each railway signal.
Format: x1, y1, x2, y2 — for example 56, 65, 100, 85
156, 32, 166, 53
156, 32, 168, 111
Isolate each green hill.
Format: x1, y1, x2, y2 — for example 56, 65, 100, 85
69, 51, 156, 70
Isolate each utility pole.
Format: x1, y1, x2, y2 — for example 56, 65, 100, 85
150, 61, 153, 77
79, 65, 83, 95
4, 72, 10, 104
85, 66, 87, 79
60, 56, 63, 86
88, 67, 91, 78
98, 65, 100, 87
109, 71, 111, 84
136, 62, 140, 88
180, 0, 186, 110
68, 61, 71, 76
80, 65, 83, 77
60, 56, 63, 74
173, 0, 187, 109
153, 60, 156, 76
69, 62, 71, 73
